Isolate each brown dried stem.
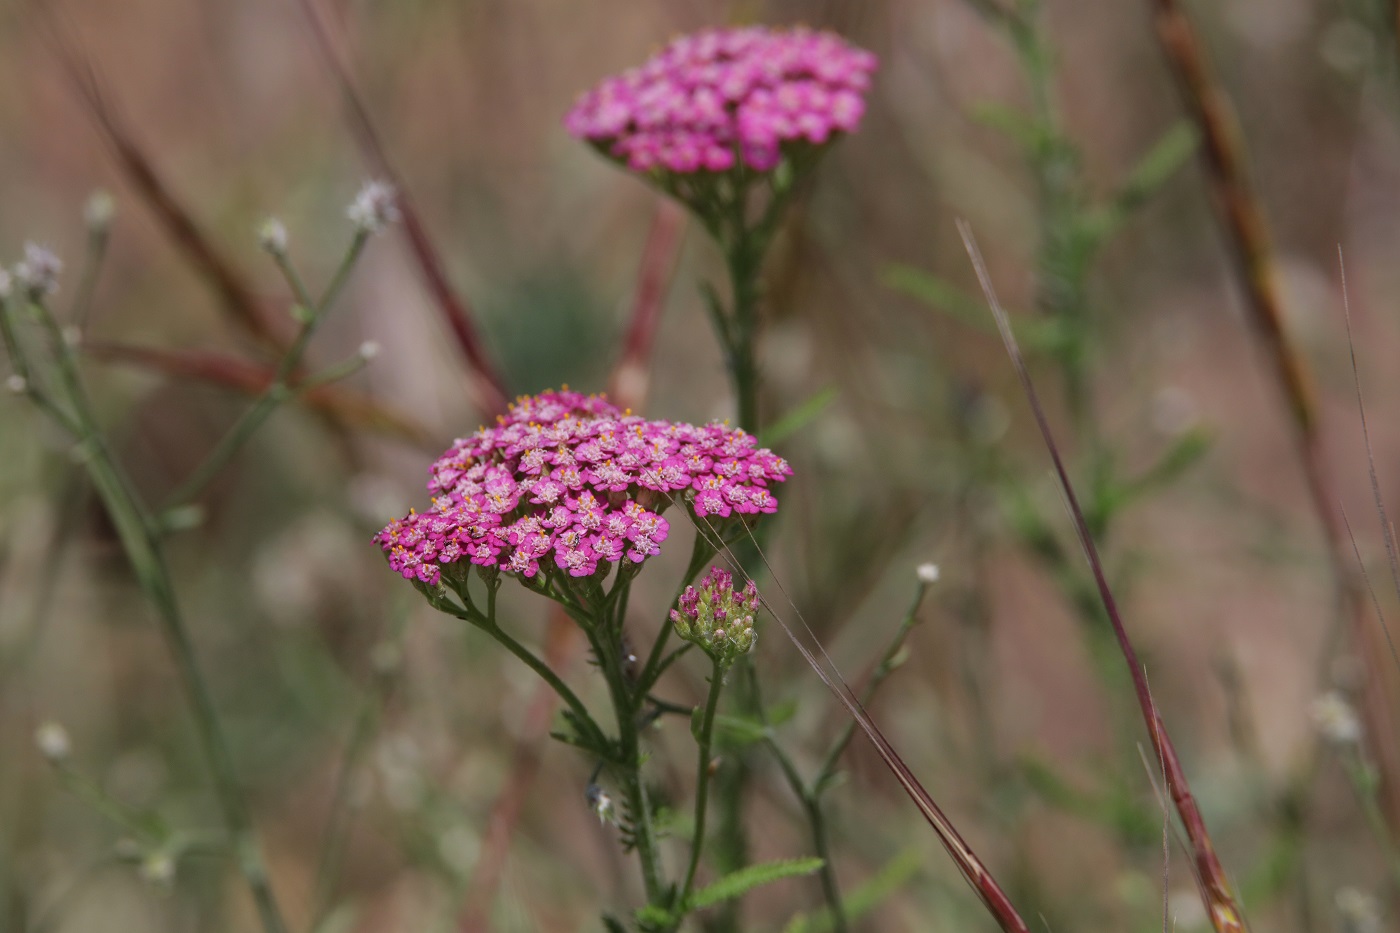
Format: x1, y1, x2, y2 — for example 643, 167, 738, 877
1151, 0, 1400, 831
34, 11, 287, 354
85, 341, 436, 449
960, 220, 1244, 933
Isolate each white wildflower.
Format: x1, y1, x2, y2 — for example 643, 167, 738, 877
15, 243, 62, 298
916, 563, 940, 585
346, 180, 400, 234
84, 191, 116, 235
6, 374, 26, 394
1313, 690, 1362, 746
358, 340, 380, 361
258, 218, 288, 256
35, 721, 71, 762
139, 851, 176, 886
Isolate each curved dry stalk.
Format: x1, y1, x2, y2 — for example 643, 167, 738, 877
1151, 0, 1400, 834
959, 220, 1245, 933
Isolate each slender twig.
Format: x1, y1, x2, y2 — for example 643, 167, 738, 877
814, 580, 932, 789
9, 298, 289, 933
83, 341, 435, 449
668, 491, 1032, 932
290, 0, 510, 416
960, 220, 1244, 933
310, 618, 407, 928
161, 232, 368, 512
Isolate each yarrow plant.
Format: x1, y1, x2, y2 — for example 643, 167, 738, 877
375, 389, 795, 929
567, 25, 876, 432
565, 26, 875, 176
566, 25, 876, 931
374, 389, 789, 588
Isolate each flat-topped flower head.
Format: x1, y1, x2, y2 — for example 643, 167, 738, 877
566, 26, 876, 177
670, 566, 760, 666
375, 390, 792, 588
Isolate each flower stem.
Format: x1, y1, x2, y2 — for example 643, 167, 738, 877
679, 660, 726, 907
162, 231, 368, 514
13, 299, 289, 933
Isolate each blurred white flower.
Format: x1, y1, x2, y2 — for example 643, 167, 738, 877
84, 190, 116, 235
1313, 690, 1362, 746
6, 375, 26, 394
140, 851, 176, 886
916, 563, 940, 584
15, 243, 62, 298
347, 180, 400, 234
258, 218, 288, 256
35, 721, 71, 762
358, 340, 380, 361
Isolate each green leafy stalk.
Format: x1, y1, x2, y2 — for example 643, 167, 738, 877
5, 294, 290, 933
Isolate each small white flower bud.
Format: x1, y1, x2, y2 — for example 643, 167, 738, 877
258, 218, 288, 256
1313, 690, 1362, 746
35, 721, 71, 762
347, 180, 400, 234
358, 340, 380, 361
6, 374, 26, 394
139, 851, 175, 886
15, 243, 63, 299
916, 563, 940, 584
84, 191, 116, 235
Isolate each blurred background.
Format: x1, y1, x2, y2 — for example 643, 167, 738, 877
3, 0, 1400, 930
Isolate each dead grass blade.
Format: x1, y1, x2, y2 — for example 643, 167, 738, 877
958, 219, 1244, 933
1151, 0, 1400, 838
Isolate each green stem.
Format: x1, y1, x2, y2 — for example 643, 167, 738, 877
588, 617, 667, 906
311, 617, 406, 928
1345, 755, 1400, 887
18, 301, 289, 932
679, 660, 726, 908
813, 581, 931, 787
447, 594, 606, 754
162, 231, 368, 513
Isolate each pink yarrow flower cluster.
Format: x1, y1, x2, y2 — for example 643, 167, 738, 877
565, 26, 876, 174
375, 390, 792, 587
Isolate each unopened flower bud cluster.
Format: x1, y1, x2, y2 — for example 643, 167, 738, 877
671, 566, 760, 666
